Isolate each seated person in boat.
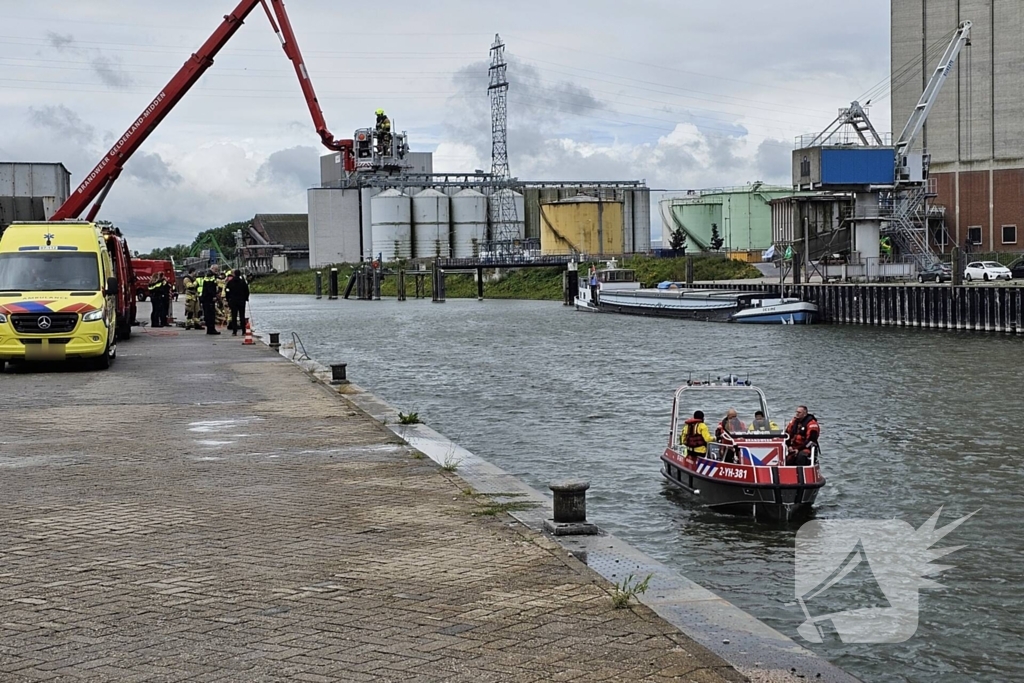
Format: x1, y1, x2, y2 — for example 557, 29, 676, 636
785, 405, 819, 466
748, 410, 780, 432
680, 410, 713, 458
715, 409, 745, 438
715, 409, 745, 463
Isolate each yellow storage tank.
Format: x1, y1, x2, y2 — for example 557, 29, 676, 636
539, 196, 623, 256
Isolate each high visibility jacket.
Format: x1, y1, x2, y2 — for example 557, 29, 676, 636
749, 420, 780, 432
199, 276, 219, 302
681, 419, 712, 455
148, 280, 169, 297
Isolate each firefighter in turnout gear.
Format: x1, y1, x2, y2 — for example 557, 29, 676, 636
183, 267, 202, 329
680, 410, 713, 458
147, 271, 171, 328
212, 265, 228, 327
375, 108, 391, 156
198, 269, 221, 335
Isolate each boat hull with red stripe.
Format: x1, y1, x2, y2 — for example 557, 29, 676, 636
661, 446, 824, 521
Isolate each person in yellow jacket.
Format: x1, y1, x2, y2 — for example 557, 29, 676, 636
748, 410, 780, 432
680, 410, 713, 458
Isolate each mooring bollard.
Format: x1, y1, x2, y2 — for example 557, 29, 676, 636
543, 480, 598, 536
315, 271, 323, 299
268, 331, 281, 350
330, 362, 348, 384
328, 268, 339, 300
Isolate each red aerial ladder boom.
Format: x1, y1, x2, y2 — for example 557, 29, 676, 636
49, 0, 354, 223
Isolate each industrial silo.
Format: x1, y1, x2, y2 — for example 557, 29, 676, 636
488, 189, 526, 241
370, 189, 412, 262
451, 189, 488, 257
539, 196, 624, 256
412, 189, 451, 259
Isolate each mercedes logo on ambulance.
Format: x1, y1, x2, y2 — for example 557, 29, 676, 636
37, 316, 52, 330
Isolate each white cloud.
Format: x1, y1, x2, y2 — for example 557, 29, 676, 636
0, 0, 891, 250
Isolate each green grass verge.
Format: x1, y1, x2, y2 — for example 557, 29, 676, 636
248, 255, 762, 300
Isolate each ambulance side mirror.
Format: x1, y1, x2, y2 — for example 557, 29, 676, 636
106, 277, 119, 296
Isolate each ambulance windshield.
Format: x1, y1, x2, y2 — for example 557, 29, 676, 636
0, 252, 101, 292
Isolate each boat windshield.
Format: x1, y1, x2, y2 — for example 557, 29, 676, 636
674, 385, 777, 443
599, 269, 635, 283
0, 252, 101, 292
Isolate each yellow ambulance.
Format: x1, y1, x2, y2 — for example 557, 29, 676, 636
0, 222, 118, 370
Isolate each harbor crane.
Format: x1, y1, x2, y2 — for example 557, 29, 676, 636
894, 20, 972, 185
49, 0, 355, 223
798, 20, 972, 270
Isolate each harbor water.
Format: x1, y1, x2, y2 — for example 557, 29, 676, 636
252, 294, 1023, 683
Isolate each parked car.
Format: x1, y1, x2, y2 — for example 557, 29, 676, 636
1008, 258, 1024, 279
964, 261, 1012, 282
917, 262, 952, 283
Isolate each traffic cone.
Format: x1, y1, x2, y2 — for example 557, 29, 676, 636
242, 319, 254, 345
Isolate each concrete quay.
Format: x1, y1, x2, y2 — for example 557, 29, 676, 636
0, 315, 748, 682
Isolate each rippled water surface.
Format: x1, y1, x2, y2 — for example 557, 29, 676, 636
253, 294, 1024, 683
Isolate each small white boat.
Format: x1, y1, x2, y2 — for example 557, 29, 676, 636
575, 266, 816, 324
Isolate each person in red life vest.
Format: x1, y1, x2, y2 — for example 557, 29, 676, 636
680, 410, 713, 458
715, 408, 746, 439
713, 408, 745, 463
785, 405, 820, 466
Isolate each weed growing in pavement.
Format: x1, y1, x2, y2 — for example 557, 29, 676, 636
441, 452, 462, 472
610, 573, 653, 609
398, 412, 422, 425
411, 451, 424, 459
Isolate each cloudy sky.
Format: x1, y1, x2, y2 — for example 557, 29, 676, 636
1, 0, 890, 251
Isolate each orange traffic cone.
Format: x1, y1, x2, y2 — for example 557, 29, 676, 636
242, 319, 254, 346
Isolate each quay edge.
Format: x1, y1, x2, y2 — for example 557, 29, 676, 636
260, 328, 862, 683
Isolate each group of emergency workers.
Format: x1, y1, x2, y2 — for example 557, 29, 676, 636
181, 265, 250, 335
681, 405, 819, 466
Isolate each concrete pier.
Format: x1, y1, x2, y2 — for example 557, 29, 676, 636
0, 316, 749, 682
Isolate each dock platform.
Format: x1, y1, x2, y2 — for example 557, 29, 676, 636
0, 314, 747, 682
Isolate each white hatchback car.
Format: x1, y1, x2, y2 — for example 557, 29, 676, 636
964, 261, 1012, 281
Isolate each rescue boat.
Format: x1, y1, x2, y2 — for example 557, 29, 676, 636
661, 378, 825, 521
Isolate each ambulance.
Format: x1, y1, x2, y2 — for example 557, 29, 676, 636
0, 222, 120, 369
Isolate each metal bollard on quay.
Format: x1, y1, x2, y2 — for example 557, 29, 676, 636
543, 480, 598, 536
330, 363, 348, 385
268, 331, 281, 350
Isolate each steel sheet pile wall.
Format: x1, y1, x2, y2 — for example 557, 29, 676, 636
686, 282, 1024, 334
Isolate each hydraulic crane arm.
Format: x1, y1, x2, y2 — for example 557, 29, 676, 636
50, 0, 353, 222
894, 21, 972, 164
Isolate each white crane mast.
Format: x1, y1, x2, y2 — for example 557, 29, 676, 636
894, 20, 972, 180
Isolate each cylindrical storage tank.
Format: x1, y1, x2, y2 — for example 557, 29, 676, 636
489, 189, 526, 242
539, 197, 623, 256
370, 189, 412, 262
451, 189, 488, 258
412, 189, 451, 259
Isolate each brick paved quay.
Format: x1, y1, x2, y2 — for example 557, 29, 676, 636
0, 320, 745, 682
